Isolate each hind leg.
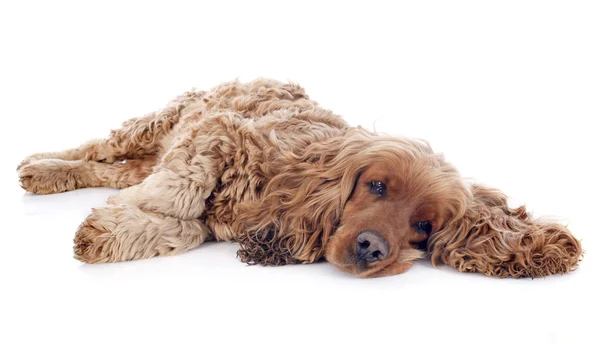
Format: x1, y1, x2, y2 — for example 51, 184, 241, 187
74, 200, 212, 263
18, 108, 179, 171
19, 155, 158, 194
16, 139, 105, 171
73, 156, 216, 262
16, 88, 199, 171
73, 114, 237, 263
16, 96, 191, 194
72, 157, 215, 262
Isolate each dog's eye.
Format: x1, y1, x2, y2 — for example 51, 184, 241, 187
369, 181, 386, 197
413, 221, 432, 234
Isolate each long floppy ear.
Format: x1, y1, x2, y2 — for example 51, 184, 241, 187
234, 133, 370, 266
429, 184, 582, 278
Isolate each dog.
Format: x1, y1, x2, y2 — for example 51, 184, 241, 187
17, 78, 582, 278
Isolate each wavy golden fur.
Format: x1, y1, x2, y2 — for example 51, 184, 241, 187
17, 78, 582, 278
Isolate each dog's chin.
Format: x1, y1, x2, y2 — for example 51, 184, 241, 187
328, 256, 410, 278
337, 260, 395, 278
325, 241, 425, 278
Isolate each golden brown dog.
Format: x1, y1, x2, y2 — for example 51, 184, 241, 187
17, 79, 582, 278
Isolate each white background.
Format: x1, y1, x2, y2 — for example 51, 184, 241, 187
1, 1, 599, 343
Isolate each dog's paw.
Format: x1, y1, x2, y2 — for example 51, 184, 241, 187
18, 159, 82, 195
17, 157, 36, 172
17, 159, 30, 172
17, 152, 57, 171
73, 216, 113, 264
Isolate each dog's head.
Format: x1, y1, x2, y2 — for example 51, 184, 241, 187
324, 137, 469, 277
236, 129, 581, 278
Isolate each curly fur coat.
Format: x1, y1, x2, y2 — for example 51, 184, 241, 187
18, 79, 582, 278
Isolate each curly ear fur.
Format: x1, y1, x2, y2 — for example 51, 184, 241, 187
234, 132, 368, 266
429, 184, 582, 278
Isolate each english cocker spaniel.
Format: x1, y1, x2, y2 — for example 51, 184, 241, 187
18, 79, 582, 278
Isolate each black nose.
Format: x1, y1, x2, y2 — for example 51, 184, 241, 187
355, 230, 389, 263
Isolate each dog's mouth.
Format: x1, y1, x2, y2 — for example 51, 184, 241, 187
325, 229, 428, 278
330, 255, 398, 278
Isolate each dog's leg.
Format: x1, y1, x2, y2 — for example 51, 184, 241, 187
73, 115, 237, 262
73, 200, 212, 263
17, 110, 176, 169
72, 164, 218, 263
18, 155, 158, 194
17, 94, 192, 170
17, 98, 191, 194
17, 139, 107, 170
